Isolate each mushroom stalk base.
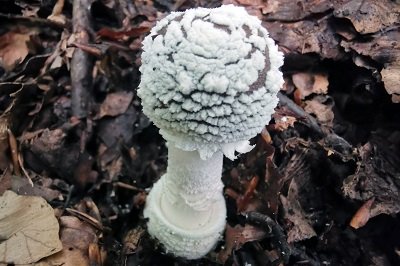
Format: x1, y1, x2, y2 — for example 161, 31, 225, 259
143, 144, 227, 259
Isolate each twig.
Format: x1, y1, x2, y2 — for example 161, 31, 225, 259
66, 207, 104, 231
18, 154, 33, 187
245, 211, 291, 264
277, 92, 324, 137
7, 129, 21, 176
71, 0, 95, 118
114, 181, 144, 192
290, 246, 321, 266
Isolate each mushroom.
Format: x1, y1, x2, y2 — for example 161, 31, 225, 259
138, 5, 284, 259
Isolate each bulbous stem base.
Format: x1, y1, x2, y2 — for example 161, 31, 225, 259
143, 144, 227, 259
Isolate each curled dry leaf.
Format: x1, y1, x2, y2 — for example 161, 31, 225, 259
38, 216, 99, 266
265, 17, 343, 59
341, 30, 400, 102
222, 0, 266, 19
96, 27, 150, 42
0, 190, 62, 264
123, 227, 145, 255
0, 168, 12, 195
334, 0, 400, 34
261, 0, 334, 21
218, 224, 266, 263
350, 198, 375, 229
280, 190, 316, 243
381, 66, 400, 103
0, 32, 31, 71
292, 72, 329, 99
11, 175, 62, 202
236, 175, 259, 213
342, 139, 400, 218
47, 0, 66, 25
0, 116, 10, 171
272, 112, 297, 131
98, 91, 134, 119
304, 96, 334, 127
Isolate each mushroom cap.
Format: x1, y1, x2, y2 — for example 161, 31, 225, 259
138, 5, 284, 159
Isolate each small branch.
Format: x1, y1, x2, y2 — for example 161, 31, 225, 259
7, 129, 21, 176
245, 211, 291, 264
277, 92, 324, 137
71, 0, 95, 118
18, 154, 33, 187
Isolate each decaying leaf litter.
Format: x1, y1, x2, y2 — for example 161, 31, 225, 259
0, 0, 399, 265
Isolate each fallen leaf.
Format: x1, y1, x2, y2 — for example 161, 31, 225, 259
261, 158, 285, 217
11, 175, 62, 202
350, 198, 375, 229
98, 91, 134, 119
236, 175, 259, 213
261, 0, 334, 21
272, 111, 297, 131
381, 66, 400, 103
342, 137, 400, 217
47, 0, 66, 25
98, 106, 137, 147
304, 96, 334, 126
222, 0, 266, 19
0, 32, 31, 71
218, 224, 266, 263
0, 190, 62, 264
280, 188, 317, 243
25, 128, 81, 182
334, 0, 400, 34
123, 227, 145, 255
0, 116, 10, 171
0, 168, 12, 195
340, 30, 400, 102
97, 27, 150, 41
38, 216, 98, 266
265, 16, 344, 59
292, 72, 329, 99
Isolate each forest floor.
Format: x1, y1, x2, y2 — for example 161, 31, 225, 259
0, 0, 399, 265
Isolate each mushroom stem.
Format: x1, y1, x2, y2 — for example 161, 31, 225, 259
144, 143, 227, 259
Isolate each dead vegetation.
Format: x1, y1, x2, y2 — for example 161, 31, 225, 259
0, 0, 399, 265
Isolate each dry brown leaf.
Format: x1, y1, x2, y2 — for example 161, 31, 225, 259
0, 168, 12, 196
381, 66, 400, 103
11, 175, 62, 202
0, 190, 62, 264
304, 96, 334, 126
47, 0, 66, 25
38, 216, 98, 266
340, 30, 400, 102
222, 0, 265, 19
341, 30, 400, 64
123, 227, 145, 255
0, 32, 31, 71
98, 91, 134, 119
265, 17, 343, 59
0, 116, 10, 171
218, 224, 266, 263
261, 0, 334, 21
292, 73, 329, 99
272, 112, 297, 131
350, 198, 375, 229
342, 140, 400, 218
280, 195, 316, 243
334, 0, 400, 34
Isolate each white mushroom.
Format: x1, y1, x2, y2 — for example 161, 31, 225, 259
138, 5, 284, 259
